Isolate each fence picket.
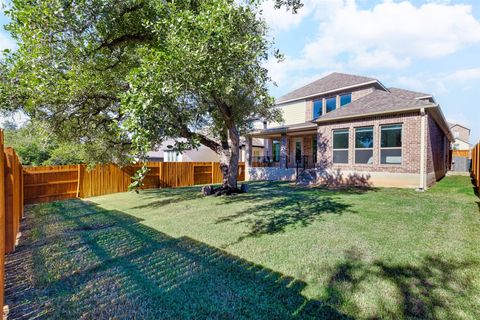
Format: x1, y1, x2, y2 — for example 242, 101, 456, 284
473, 144, 480, 188
22, 161, 245, 203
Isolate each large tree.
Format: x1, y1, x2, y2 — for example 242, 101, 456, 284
0, 0, 296, 192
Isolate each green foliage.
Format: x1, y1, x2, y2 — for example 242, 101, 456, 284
3, 120, 85, 166
0, 0, 288, 189
128, 165, 150, 193
121, 0, 281, 160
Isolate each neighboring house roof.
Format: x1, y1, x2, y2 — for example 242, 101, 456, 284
240, 137, 264, 147
447, 122, 470, 132
276, 72, 385, 104
313, 89, 435, 122
453, 137, 471, 145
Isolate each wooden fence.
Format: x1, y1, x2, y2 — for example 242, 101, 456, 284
452, 149, 470, 158
0, 131, 24, 318
472, 144, 480, 189
24, 162, 245, 204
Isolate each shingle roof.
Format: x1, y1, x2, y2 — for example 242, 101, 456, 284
447, 122, 470, 131
314, 89, 435, 122
276, 73, 379, 104
389, 87, 432, 99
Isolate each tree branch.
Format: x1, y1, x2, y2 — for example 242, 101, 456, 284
178, 125, 222, 154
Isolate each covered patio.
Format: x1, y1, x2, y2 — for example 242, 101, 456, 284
246, 122, 318, 169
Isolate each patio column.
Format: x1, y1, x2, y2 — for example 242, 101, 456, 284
280, 133, 287, 168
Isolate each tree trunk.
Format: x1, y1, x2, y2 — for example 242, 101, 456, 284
218, 125, 241, 194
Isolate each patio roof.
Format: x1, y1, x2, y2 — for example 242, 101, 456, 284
250, 121, 317, 137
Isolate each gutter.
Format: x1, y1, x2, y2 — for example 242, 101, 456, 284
419, 108, 427, 191
313, 104, 437, 124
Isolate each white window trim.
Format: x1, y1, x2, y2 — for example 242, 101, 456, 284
379, 124, 403, 166
332, 129, 350, 164
354, 126, 374, 165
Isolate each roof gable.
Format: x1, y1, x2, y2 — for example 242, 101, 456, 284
276, 72, 383, 104
314, 89, 434, 122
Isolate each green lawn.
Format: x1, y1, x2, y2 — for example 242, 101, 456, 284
5, 176, 480, 319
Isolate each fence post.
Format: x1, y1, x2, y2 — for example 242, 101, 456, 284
76, 164, 81, 198
211, 162, 214, 185
0, 133, 5, 318
158, 162, 162, 188
477, 145, 480, 187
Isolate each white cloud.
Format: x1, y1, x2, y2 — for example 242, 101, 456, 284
308, 1, 480, 68
445, 67, 480, 82
258, 1, 310, 32
265, 0, 480, 86
258, 0, 341, 33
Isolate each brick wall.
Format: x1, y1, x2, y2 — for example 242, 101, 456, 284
305, 100, 313, 121
426, 112, 448, 184
317, 112, 422, 174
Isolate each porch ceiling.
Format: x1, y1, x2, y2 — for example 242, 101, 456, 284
249, 122, 317, 138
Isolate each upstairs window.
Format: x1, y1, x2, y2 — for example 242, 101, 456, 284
313, 99, 323, 118
340, 94, 352, 107
326, 97, 336, 113
355, 127, 374, 164
381, 124, 402, 164
333, 129, 349, 164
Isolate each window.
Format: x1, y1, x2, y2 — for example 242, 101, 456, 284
380, 124, 402, 164
340, 94, 352, 107
313, 137, 317, 164
164, 150, 180, 162
273, 140, 280, 162
333, 129, 349, 164
326, 97, 336, 113
355, 127, 374, 164
313, 99, 323, 118
454, 131, 459, 138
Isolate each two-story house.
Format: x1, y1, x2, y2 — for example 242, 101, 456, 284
448, 122, 471, 150
246, 72, 453, 189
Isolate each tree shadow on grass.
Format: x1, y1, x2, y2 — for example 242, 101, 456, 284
5, 199, 353, 320
216, 181, 361, 245
325, 248, 479, 319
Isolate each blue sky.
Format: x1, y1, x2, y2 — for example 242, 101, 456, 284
259, 0, 480, 143
0, 0, 479, 143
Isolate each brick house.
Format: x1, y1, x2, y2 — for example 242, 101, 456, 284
246, 73, 453, 189
448, 122, 471, 150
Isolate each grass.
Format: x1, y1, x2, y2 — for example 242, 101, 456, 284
4, 176, 480, 319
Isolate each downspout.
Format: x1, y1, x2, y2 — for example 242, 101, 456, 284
419, 108, 426, 191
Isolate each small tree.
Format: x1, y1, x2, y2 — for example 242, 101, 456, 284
1, 0, 292, 192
